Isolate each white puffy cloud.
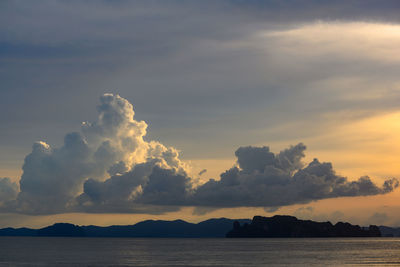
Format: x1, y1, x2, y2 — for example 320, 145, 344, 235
9, 94, 189, 214
82, 93, 148, 168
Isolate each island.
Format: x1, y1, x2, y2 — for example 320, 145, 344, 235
226, 215, 381, 238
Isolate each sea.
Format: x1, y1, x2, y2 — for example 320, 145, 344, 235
0, 237, 399, 266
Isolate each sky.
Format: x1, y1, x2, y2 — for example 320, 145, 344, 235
1, 0, 400, 228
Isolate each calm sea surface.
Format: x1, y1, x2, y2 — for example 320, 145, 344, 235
0, 237, 399, 266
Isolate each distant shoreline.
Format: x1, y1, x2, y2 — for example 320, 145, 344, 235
1, 215, 399, 238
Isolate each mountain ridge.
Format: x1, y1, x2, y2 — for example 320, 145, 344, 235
0, 217, 251, 238
0, 216, 398, 237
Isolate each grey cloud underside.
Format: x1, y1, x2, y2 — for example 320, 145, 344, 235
79, 143, 398, 212
0, 178, 18, 204
0, 94, 398, 214
185, 144, 398, 207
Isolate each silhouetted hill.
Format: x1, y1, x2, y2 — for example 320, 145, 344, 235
38, 223, 85, 237
0, 216, 389, 238
0, 218, 250, 238
0, 227, 36, 236
226, 215, 381, 238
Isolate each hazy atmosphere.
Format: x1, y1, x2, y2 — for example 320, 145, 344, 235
2, 0, 400, 228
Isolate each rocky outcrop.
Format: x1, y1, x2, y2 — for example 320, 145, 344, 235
226, 215, 381, 238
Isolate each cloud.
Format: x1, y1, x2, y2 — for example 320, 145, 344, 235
265, 22, 400, 63
0, 94, 397, 214
73, 100, 398, 213
190, 144, 398, 209
369, 212, 389, 225
2, 1, 400, 221
264, 206, 280, 213
3, 2, 400, 165
292, 207, 346, 224
0, 178, 18, 204
78, 159, 191, 213
6, 94, 188, 214
293, 206, 315, 218
81, 161, 156, 206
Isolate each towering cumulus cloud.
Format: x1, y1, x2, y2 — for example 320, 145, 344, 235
0, 94, 397, 214
12, 94, 188, 214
